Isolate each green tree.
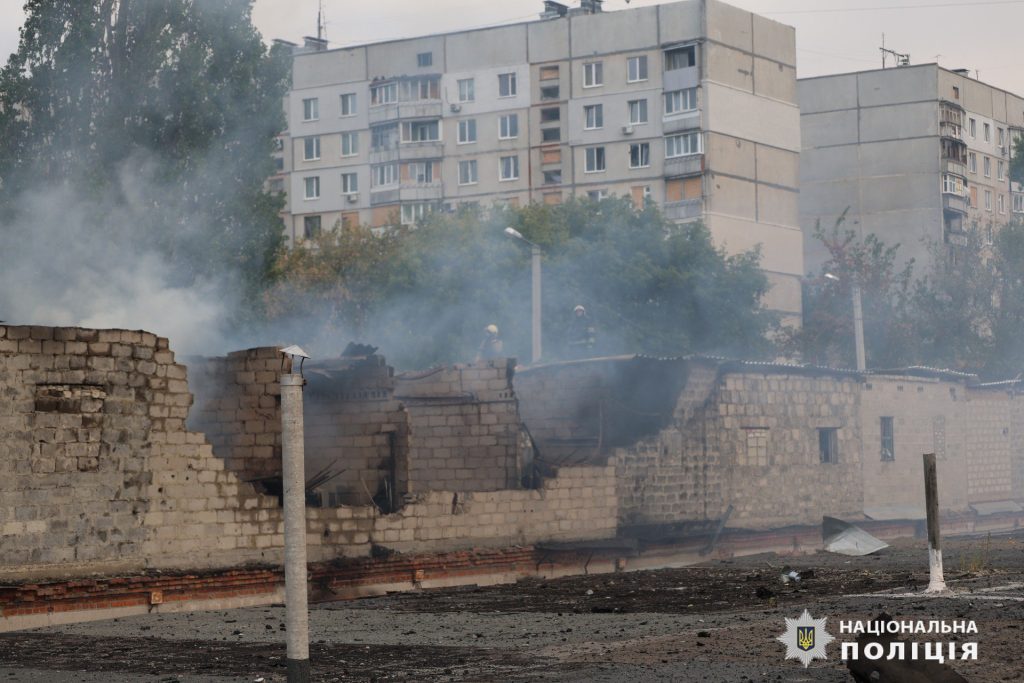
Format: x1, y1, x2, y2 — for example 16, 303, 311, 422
0, 0, 290, 290
1011, 135, 1024, 185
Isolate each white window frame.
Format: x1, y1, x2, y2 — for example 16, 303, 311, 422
627, 55, 648, 83
969, 118, 976, 138
629, 142, 650, 169
999, 193, 1007, 213
587, 189, 608, 200
402, 120, 441, 143
498, 72, 517, 98
984, 122, 991, 143
584, 146, 606, 173
665, 88, 698, 116
457, 119, 477, 144
664, 45, 696, 71
408, 161, 433, 184
984, 156, 992, 178
303, 136, 321, 161
583, 61, 603, 88
628, 99, 648, 125
998, 160, 1005, 181
968, 152, 977, 174
341, 132, 358, 157
372, 163, 399, 188
417, 52, 433, 67
985, 189, 993, 211
303, 176, 320, 200
665, 131, 702, 158
584, 104, 603, 130
942, 173, 965, 196
1014, 193, 1024, 213
302, 97, 319, 122
457, 78, 475, 103
371, 82, 398, 106
401, 203, 433, 225
341, 172, 358, 195
499, 113, 519, 140
458, 159, 478, 186
499, 155, 520, 181
339, 93, 357, 117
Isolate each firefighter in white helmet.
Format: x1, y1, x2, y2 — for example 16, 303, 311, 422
476, 324, 503, 362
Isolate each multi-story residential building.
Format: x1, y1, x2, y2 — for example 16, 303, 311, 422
799, 64, 1024, 273
279, 0, 803, 321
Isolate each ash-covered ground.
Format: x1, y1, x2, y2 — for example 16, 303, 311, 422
2, 532, 1023, 682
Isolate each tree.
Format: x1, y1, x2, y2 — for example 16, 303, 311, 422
0, 0, 290, 290
782, 211, 916, 369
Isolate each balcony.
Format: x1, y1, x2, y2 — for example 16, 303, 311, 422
942, 193, 968, 214
368, 101, 443, 125
398, 181, 444, 201
663, 198, 703, 221
663, 112, 701, 135
399, 140, 444, 160
663, 65, 699, 92
368, 148, 400, 165
370, 187, 400, 206
664, 153, 704, 179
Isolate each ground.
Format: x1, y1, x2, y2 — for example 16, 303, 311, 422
2, 533, 1023, 682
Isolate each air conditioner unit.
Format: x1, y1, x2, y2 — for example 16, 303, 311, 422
622, 125, 634, 135
450, 103, 462, 113
346, 193, 359, 203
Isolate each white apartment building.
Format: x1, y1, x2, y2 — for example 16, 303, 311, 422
277, 0, 803, 320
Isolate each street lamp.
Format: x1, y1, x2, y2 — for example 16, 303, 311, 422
504, 227, 542, 364
824, 273, 866, 372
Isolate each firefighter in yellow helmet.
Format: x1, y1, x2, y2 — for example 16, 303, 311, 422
476, 324, 504, 362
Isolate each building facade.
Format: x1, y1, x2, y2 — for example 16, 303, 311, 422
800, 64, 1024, 274
278, 0, 803, 321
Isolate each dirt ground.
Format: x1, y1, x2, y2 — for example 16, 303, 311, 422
2, 532, 1023, 682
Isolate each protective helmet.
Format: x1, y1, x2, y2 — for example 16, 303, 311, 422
574, 305, 586, 314
485, 324, 499, 335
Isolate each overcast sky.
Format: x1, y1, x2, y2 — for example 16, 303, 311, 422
0, 0, 1022, 93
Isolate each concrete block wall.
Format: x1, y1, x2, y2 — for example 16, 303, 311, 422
395, 359, 523, 492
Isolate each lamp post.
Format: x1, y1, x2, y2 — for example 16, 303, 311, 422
504, 227, 542, 364
824, 273, 866, 372
279, 345, 311, 683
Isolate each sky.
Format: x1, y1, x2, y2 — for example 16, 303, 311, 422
0, 0, 1022, 93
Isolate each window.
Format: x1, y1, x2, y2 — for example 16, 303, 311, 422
402, 120, 440, 142
498, 72, 517, 98
984, 122, 991, 142
743, 428, 769, 467
302, 97, 319, 121
984, 156, 992, 177
540, 85, 560, 100
952, 85, 960, 100
627, 55, 648, 83
458, 160, 478, 185
541, 128, 561, 142
408, 162, 433, 183
665, 132, 702, 158
999, 193, 1007, 213
303, 136, 320, 161
341, 172, 358, 194
402, 77, 439, 101
999, 127, 1006, 146
584, 146, 606, 173
665, 88, 698, 115
999, 160, 1006, 180
499, 113, 519, 139
942, 174, 965, 196
372, 163, 398, 188
457, 78, 475, 103
880, 417, 894, 461
628, 99, 648, 125
303, 176, 320, 200
539, 65, 559, 81
1015, 193, 1024, 213
587, 189, 608, 201
458, 119, 477, 144
401, 203, 433, 225
341, 132, 358, 157
969, 117, 976, 138
417, 52, 433, 67
499, 155, 519, 181
339, 93, 356, 117
543, 170, 562, 185
985, 189, 993, 211
818, 428, 838, 464
541, 107, 560, 123
541, 148, 561, 165
371, 123, 398, 150
629, 142, 650, 168
584, 104, 603, 130
303, 215, 321, 239
274, 157, 284, 172
968, 152, 977, 173
664, 45, 696, 71
583, 61, 603, 88
371, 82, 398, 105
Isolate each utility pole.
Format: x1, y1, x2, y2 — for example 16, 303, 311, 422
922, 453, 948, 593
852, 283, 866, 373
531, 243, 542, 364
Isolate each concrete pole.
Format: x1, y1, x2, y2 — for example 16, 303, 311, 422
280, 374, 310, 682
531, 243, 542, 364
922, 452, 948, 593
851, 283, 866, 372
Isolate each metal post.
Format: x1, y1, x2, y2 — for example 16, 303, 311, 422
531, 243, 542, 364
280, 374, 310, 682
851, 283, 866, 372
922, 452, 947, 593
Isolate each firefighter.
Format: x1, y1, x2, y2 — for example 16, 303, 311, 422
476, 324, 503, 362
566, 305, 596, 357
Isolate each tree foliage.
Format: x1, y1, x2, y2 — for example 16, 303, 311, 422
265, 199, 776, 369
0, 0, 290, 289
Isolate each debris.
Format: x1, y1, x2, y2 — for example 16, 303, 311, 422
779, 568, 813, 584
823, 516, 889, 556
755, 586, 775, 600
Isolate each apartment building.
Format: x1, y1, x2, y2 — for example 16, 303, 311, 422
800, 64, 1024, 274
278, 0, 803, 321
